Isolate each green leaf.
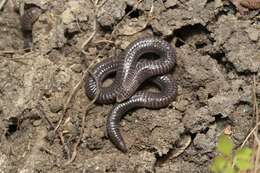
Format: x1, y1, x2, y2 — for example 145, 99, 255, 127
235, 159, 253, 171
217, 134, 234, 156
210, 156, 227, 173
235, 148, 253, 171
236, 148, 252, 161
224, 162, 235, 173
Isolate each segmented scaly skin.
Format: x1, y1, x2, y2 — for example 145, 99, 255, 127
85, 58, 120, 104
85, 37, 176, 103
107, 73, 177, 152
85, 59, 177, 152
85, 37, 177, 152
20, 7, 42, 49
116, 37, 176, 102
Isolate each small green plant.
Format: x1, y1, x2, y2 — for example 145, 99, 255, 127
210, 134, 253, 173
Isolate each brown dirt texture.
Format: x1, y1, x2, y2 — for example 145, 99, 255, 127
0, 0, 259, 172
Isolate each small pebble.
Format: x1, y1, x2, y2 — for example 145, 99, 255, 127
33, 119, 42, 126
164, 0, 178, 8
61, 9, 74, 25
85, 137, 105, 150
175, 100, 189, 112
71, 64, 82, 73
49, 112, 60, 123
63, 122, 78, 135
55, 70, 71, 85
49, 98, 63, 113
223, 125, 232, 135
246, 27, 259, 41
88, 47, 97, 55
46, 130, 56, 143
94, 117, 104, 128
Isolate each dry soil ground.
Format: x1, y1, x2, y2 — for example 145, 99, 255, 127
0, 0, 259, 172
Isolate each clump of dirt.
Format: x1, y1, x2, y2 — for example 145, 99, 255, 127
0, 0, 259, 172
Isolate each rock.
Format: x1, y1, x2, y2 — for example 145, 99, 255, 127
94, 117, 105, 128
239, 85, 252, 103
54, 69, 71, 89
178, 46, 224, 87
33, 119, 42, 126
208, 92, 239, 117
70, 64, 82, 73
150, 109, 184, 156
116, 16, 148, 36
183, 106, 215, 133
197, 87, 209, 103
83, 153, 128, 172
214, 15, 259, 73
164, 0, 178, 8
193, 127, 216, 152
150, 0, 214, 36
214, 0, 223, 8
155, 158, 208, 173
49, 98, 63, 113
151, 9, 205, 36
35, 24, 67, 54
246, 27, 259, 41
60, 0, 89, 34
63, 122, 78, 136
129, 151, 156, 173
0, 152, 9, 172
46, 130, 56, 142
229, 104, 253, 145
85, 137, 105, 150
213, 15, 236, 46
227, 49, 259, 73
88, 47, 97, 55
97, 0, 126, 27
126, 0, 154, 11
175, 99, 189, 112
61, 8, 75, 25
24, 0, 49, 9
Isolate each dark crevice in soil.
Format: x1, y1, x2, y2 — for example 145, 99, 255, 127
213, 114, 233, 125
64, 29, 79, 40
205, 0, 214, 5
208, 50, 257, 75
172, 24, 212, 48
99, 23, 114, 34
190, 132, 197, 140
168, 104, 174, 109
175, 38, 185, 48
23, 3, 40, 10
200, 127, 209, 134
195, 42, 208, 49
213, 9, 229, 23
46, 48, 63, 64
207, 50, 236, 73
208, 93, 214, 99
208, 51, 225, 61
163, 3, 180, 10
154, 148, 173, 167
223, 2, 237, 14
124, 4, 142, 18
5, 117, 19, 137
154, 132, 195, 167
